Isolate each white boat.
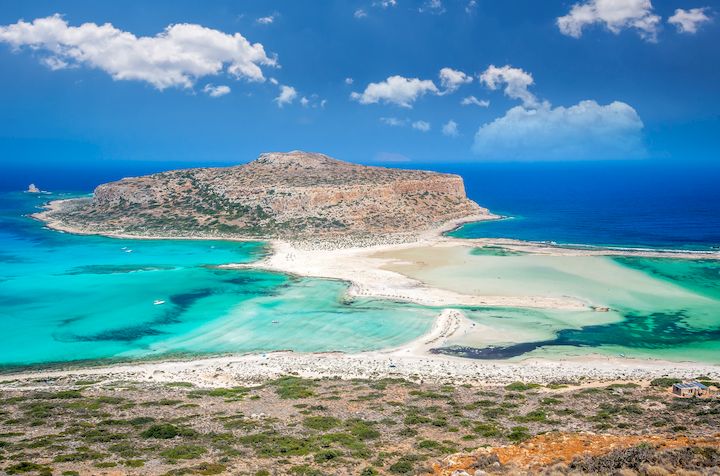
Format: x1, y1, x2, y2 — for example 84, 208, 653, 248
153, 300, 166, 305
271, 320, 280, 324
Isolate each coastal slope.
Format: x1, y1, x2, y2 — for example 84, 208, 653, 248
35, 151, 489, 241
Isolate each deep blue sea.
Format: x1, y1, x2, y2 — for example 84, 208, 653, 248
434, 162, 720, 251
6, 160, 719, 250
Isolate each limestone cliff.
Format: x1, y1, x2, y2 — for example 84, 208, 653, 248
36, 151, 488, 240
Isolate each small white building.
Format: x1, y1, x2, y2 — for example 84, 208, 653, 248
672, 381, 709, 398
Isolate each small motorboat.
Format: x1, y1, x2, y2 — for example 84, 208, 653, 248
271, 320, 280, 324
153, 300, 166, 305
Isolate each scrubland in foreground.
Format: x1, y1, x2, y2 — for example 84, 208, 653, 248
1, 375, 718, 475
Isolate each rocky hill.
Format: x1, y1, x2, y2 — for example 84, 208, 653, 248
36, 151, 488, 241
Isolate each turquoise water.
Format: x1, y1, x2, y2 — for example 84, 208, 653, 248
435, 254, 720, 363
0, 192, 434, 367
2, 189, 720, 367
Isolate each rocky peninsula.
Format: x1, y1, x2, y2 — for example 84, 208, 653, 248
34, 151, 491, 243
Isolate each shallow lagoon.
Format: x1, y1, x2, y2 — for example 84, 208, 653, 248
0, 192, 435, 367
2, 191, 720, 367
381, 246, 720, 363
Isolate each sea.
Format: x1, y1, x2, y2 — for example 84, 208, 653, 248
1, 161, 719, 368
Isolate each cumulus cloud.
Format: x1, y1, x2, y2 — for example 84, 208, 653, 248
374, 0, 397, 8
442, 120, 459, 137
380, 117, 408, 127
274, 85, 297, 107
461, 95, 490, 107
557, 0, 661, 41
0, 14, 276, 90
203, 84, 231, 97
479, 65, 538, 108
668, 8, 711, 33
419, 0, 446, 14
351, 75, 439, 108
256, 15, 275, 25
412, 120, 431, 132
354, 9, 368, 19
344, 77, 354, 85
439, 67, 472, 93
473, 100, 645, 160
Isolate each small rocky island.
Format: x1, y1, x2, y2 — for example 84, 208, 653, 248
35, 151, 488, 242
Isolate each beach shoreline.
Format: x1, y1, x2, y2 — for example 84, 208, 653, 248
2, 304, 719, 389
15, 196, 720, 385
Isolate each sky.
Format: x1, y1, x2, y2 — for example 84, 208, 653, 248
0, 0, 718, 169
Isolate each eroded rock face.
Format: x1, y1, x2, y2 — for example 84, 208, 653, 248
41, 151, 488, 240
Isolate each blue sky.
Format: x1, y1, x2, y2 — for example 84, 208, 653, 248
0, 0, 718, 168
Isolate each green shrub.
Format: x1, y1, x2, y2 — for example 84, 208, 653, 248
650, 378, 679, 387
289, 464, 323, 475
141, 423, 196, 439
507, 426, 531, 443
347, 420, 380, 440
473, 423, 500, 437
6, 462, 51, 475
314, 449, 342, 463
514, 409, 548, 423
271, 376, 315, 399
303, 416, 341, 431
160, 444, 207, 460
504, 382, 539, 392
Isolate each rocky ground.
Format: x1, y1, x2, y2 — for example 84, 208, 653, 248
1, 375, 718, 475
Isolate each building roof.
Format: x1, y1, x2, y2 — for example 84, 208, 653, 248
673, 381, 708, 390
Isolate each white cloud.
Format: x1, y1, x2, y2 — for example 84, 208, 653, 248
344, 77, 354, 85
479, 65, 539, 108
439, 67, 472, 93
354, 9, 368, 19
42, 56, 71, 70
374, 0, 397, 8
473, 100, 645, 160
300, 96, 310, 107
0, 14, 276, 90
203, 84, 231, 97
269, 77, 279, 85
351, 75, 439, 108
668, 8, 711, 33
274, 85, 297, 107
461, 95, 490, 107
412, 120, 431, 132
419, 0, 445, 14
466, 0, 478, 13
380, 117, 408, 127
320, 99, 327, 108
256, 15, 275, 25
557, 0, 661, 42
442, 120, 459, 137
